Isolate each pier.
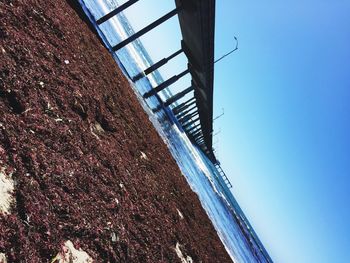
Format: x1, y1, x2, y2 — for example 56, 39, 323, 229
97, 0, 217, 164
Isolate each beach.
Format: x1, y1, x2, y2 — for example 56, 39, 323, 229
0, 0, 232, 262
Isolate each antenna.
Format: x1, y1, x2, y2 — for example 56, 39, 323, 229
214, 36, 238, 64
213, 108, 224, 122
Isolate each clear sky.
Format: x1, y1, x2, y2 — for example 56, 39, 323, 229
117, 0, 350, 262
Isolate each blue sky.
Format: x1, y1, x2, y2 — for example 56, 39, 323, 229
118, 0, 350, 262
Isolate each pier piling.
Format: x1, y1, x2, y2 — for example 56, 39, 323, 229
172, 97, 196, 115
143, 68, 189, 98
164, 86, 194, 107
112, 7, 181, 52
96, 0, 140, 25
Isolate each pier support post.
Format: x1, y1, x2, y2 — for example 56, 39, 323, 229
197, 139, 205, 145
185, 123, 201, 133
190, 131, 201, 139
164, 86, 194, 107
133, 48, 183, 81
182, 116, 199, 128
176, 104, 196, 119
179, 111, 198, 124
183, 117, 199, 129
194, 135, 204, 143
197, 141, 205, 148
143, 68, 189, 98
112, 7, 181, 51
195, 135, 204, 142
190, 130, 202, 138
97, 0, 140, 24
172, 97, 196, 115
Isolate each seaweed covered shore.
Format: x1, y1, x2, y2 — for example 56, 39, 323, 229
0, 0, 232, 262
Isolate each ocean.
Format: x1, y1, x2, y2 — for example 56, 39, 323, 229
77, 0, 272, 262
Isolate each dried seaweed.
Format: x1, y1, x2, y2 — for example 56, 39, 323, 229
0, 0, 232, 262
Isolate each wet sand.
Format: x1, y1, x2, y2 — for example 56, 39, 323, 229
0, 0, 232, 262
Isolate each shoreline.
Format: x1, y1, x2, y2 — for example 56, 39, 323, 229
0, 0, 232, 262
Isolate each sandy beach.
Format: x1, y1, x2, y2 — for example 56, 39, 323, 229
0, 0, 232, 262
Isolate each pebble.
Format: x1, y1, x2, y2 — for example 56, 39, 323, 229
176, 209, 184, 220
0, 167, 15, 215
64, 60, 70, 64
174, 243, 193, 263
140, 151, 148, 160
53, 240, 93, 263
0, 253, 7, 263
111, 232, 117, 243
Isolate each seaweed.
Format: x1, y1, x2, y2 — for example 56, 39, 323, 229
0, 0, 232, 262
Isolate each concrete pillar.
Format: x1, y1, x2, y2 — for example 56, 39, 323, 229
97, 0, 140, 24
112, 7, 181, 51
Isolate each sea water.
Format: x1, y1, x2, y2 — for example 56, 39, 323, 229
78, 1, 272, 262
